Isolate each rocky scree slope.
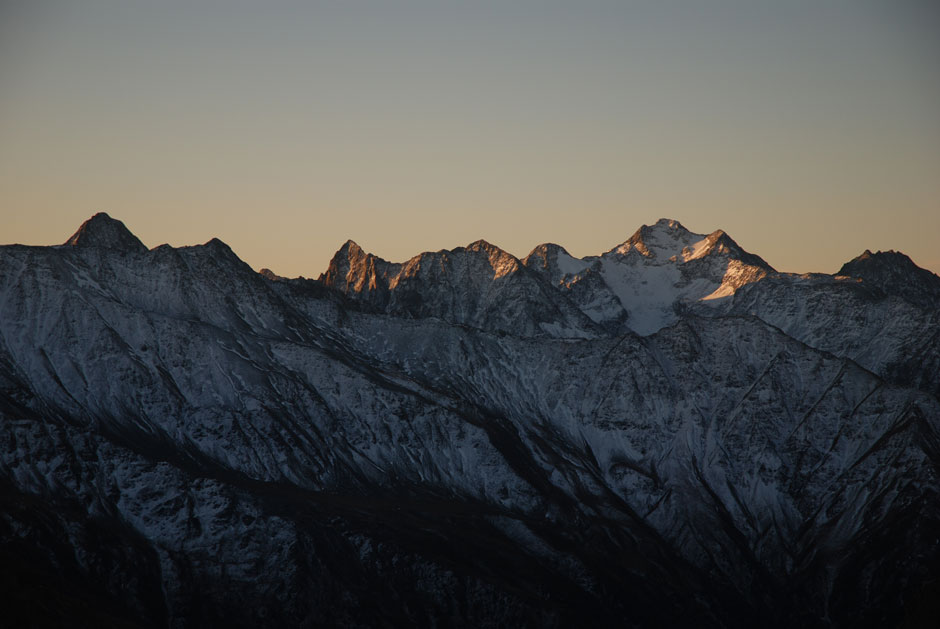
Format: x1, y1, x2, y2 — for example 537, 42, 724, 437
1, 213, 939, 628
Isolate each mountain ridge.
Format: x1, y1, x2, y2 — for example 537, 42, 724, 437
837, 248, 940, 309
2, 213, 939, 627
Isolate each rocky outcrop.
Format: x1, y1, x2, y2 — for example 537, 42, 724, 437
63, 211, 148, 253
838, 249, 940, 309
2, 214, 938, 627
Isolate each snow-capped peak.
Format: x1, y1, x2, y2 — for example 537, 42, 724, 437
3, 212, 939, 628
64, 212, 147, 253
608, 219, 773, 269
611, 218, 703, 259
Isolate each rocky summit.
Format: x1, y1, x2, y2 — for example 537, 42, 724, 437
2, 215, 939, 628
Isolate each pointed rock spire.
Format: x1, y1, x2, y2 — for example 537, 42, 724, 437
65, 212, 147, 253
320, 239, 399, 301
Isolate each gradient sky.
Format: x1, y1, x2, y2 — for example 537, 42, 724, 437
2, 0, 939, 276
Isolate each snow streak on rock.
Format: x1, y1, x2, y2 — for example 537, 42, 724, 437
1, 214, 939, 628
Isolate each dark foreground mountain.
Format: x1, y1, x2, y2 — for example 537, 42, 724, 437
837, 249, 940, 310
1, 213, 938, 628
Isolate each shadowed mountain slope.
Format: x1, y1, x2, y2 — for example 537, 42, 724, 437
1, 214, 938, 627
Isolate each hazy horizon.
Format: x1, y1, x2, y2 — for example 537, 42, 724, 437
8, 210, 940, 280
3, 1, 939, 276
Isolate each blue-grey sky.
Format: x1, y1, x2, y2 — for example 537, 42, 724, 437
2, 1, 939, 275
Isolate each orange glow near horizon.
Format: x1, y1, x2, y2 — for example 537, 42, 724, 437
2, 2, 939, 276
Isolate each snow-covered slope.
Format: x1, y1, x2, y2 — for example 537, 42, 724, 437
692, 248, 940, 401
525, 219, 774, 335
322, 220, 774, 338
2, 214, 938, 628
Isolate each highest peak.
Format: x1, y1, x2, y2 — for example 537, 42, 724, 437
652, 218, 690, 232
613, 218, 703, 258
64, 212, 147, 253
635, 218, 697, 241
608, 219, 774, 271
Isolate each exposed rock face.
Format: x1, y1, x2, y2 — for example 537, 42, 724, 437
321, 239, 602, 338
320, 239, 402, 307
323, 220, 777, 338
837, 249, 940, 309
2, 215, 939, 628
523, 242, 631, 334
63, 211, 148, 253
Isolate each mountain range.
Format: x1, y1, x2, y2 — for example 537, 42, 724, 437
2, 212, 938, 627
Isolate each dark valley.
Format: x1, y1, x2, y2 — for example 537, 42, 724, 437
2, 213, 939, 627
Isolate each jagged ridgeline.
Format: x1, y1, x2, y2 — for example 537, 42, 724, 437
2, 213, 939, 628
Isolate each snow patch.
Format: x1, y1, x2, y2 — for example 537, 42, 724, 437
555, 251, 591, 277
